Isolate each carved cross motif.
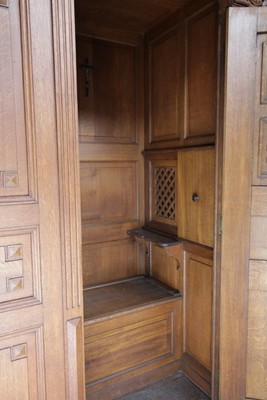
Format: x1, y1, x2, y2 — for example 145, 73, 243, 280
79, 58, 94, 97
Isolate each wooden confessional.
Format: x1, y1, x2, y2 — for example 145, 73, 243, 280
0, 1, 267, 400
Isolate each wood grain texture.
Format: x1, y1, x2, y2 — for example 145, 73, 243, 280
252, 33, 267, 185
148, 27, 183, 146
251, 187, 267, 259
85, 299, 182, 397
82, 241, 138, 286
219, 8, 257, 400
177, 147, 215, 247
183, 249, 213, 371
52, 1, 85, 397
0, 0, 36, 201
0, 326, 45, 400
151, 244, 181, 290
246, 261, 267, 400
77, 37, 137, 144
184, 4, 217, 141
145, 150, 178, 236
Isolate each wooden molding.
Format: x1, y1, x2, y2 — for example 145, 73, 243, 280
52, 0, 82, 310
232, 0, 265, 6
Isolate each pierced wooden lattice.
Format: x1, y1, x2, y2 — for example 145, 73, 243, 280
155, 167, 176, 220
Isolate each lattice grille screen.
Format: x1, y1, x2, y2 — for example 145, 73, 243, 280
155, 167, 176, 220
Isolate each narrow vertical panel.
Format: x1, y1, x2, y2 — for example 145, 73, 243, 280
258, 118, 267, 177
246, 261, 267, 400
253, 34, 267, 185
184, 252, 212, 371
220, 8, 257, 400
0, 0, 37, 200
261, 42, 267, 103
67, 318, 84, 400
148, 26, 183, 147
185, 5, 217, 140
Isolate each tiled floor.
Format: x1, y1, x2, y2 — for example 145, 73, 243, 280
118, 372, 209, 400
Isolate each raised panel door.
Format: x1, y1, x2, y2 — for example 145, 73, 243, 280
0, 1, 84, 399
177, 147, 215, 247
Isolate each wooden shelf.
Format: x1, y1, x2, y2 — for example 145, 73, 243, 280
127, 227, 180, 248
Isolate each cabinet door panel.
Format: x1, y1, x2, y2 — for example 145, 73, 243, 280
184, 246, 213, 371
184, 5, 217, 141
147, 27, 183, 147
177, 148, 215, 247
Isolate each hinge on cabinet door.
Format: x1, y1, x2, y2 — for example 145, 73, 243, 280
218, 214, 223, 236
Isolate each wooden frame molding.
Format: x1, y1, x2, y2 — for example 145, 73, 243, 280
52, 0, 85, 399
232, 0, 266, 6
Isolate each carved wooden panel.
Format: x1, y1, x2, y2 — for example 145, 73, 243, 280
84, 300, 181, 386
83, 240, 138, 286
184, 5, 217, 141
0, 228, 41, 311
0, 1, 36, 201
148, 27, 183, 147
184, 248, 213, 371
0, 326, 45, 399
246, 260, 267, 400
80, 161, 138, 224
77, 37, 137, 144
253, 34, 267, 184
145, 151, 178, 236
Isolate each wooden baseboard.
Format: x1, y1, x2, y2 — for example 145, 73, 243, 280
181, 353, 211, 397
86, 360, 181, 400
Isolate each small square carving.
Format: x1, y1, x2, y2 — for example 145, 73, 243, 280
11, 343, 27, 361
6, 244, 23, 261
7, 277, 24, 292
4, 172, 19, 188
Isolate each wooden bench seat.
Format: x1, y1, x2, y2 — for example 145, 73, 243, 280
84, 276, 182, 400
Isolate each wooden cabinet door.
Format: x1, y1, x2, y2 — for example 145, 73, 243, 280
182, 244, 213, 396
0, 1, 84, 399
177, 147, 215, 247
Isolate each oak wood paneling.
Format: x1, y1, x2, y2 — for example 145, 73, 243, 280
77, 38, 137, 144
220, 9, 257, 400
84, 300, 182, 392
252, 33, 267, 185
177, 147, 215, 247
184, 4, 217, 141
250, 186, 267, 260
0, 327, 45, 400
145, 150, 178, 235
184, 249, 213, 371
246, 261, 267, 400
148, 27, 183, 146
0, 1, 35, 200
80, 161, 138, 224
151, 244, 181, 290
75, 0, 190, 42
82, 241, 138, 286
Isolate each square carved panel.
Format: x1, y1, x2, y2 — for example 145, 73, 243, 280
0, 228, 41, 311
